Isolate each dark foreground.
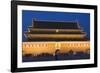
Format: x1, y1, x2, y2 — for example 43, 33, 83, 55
22, 52, 90, 62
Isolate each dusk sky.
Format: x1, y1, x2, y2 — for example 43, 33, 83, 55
22, 10, 90, 41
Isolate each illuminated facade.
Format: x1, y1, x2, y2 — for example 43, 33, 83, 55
22, 20, 90, 56
22, 41, 90, 56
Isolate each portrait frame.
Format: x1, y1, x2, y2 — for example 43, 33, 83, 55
11, 1, 97, 72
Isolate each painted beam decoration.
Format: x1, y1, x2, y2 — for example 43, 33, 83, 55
11, 1, 97, 72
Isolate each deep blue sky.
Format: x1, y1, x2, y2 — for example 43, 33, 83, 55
22, 10, 90, 41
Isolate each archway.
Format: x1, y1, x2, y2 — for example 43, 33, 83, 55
55, 49, 60, 60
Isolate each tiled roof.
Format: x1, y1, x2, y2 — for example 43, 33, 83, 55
33, 21, 79, 29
